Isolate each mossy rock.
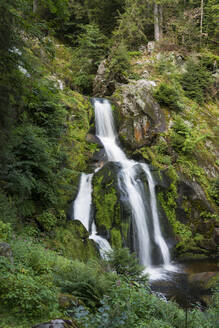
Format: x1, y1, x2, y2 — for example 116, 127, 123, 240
58, 294, 85, 310
92, 162, 122, 245
92, 162, 135, 249
46, 220, 99, 261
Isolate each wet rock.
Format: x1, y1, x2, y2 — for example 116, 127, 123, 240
86, 133, 103, 146
199, 239, 217, 251
175, 173, 214, 227
33, 319, 78, 328
0, 242, 13, 261
188, 272, 218, 289
112, 79, 166, 149
214, 228, 219, 244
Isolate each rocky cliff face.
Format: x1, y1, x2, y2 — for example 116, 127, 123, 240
112, 79, 166, 149
91, 50, 219, 259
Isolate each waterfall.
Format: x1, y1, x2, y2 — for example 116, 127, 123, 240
73, 173, 93, 231
94, 98, 174, 278
73, 98, 175, 279
73, 172, 112, 257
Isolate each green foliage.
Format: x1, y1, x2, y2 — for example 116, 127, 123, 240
0, 267, 58, 319
0, 240, 60, 320
71, 23, 107, 94
54, 259, 116, 310
107, 248, 146, 282
114, 0, 148, 50
154, 82, 184, 111
0, 220, 12, 241
106, 42, 131, 83
181, 59, 212, 104
36, 209, 57, 231
75, 280, 185, 328
209, 175, 219, 207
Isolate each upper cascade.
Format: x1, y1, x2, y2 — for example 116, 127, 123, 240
93, 98, 172, 273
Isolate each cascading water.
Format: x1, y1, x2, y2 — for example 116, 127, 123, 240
94, 98, 176, 279
73, 98, 176, 279
73, 172, 111, 257
73, 173, 93, 231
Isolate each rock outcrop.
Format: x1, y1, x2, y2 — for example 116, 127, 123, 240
112, 79, 166, 149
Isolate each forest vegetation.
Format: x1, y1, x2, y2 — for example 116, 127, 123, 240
0, 0, 219, 327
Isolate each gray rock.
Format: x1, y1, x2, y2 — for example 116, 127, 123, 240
147, 41, 155, 54
0, 242, 13, 261
112, 79, 166, 149
33, 319, 78, 328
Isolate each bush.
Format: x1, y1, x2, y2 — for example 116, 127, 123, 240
36, 209, 57, 231
106, 42, 131, 83
54, 259, 116, 310
71, 24, 107, 94
0, 220, 11, 241
181, 59, 212, 104
154, 83, 184, 111
0, 264, 58, 319
107, 248, 146, 283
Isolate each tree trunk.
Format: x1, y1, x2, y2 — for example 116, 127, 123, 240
33, 0, 38, 13
154, 3, 160, 41
200, 0, 204, 44
158, 4, 163, 39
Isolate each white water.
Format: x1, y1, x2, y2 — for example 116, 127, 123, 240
73, 172, 112, 257
73, 173, 93, 231
141, 164, 170, 265
94, 99, 176, 279
89, 223, 112, 259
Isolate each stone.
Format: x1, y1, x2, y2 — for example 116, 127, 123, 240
93, 60, 116, 96
112, 79, 166, 149
188, 272, 218, 289
147, 41, 155, 54
33, 319, 78, 328
85, 133, 103, 147
0, 242, 13, 261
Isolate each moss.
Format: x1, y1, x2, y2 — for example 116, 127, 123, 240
92, 165, 121, 233
111, 228, 122, 249
45, 221, 99, 261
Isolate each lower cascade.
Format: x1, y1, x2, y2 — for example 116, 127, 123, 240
73, 98, 177, 279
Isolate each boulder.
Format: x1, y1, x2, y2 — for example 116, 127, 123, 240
188, 272, 218, 289
93, 60, 116, 96
0, 242, 13, 262
33, 319, 78, 328
112, 80, 166, 149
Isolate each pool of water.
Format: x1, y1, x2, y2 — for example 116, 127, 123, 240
149, 259, 219, 309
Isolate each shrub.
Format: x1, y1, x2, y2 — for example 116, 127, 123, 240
54, 259, 116, 310
107, 248, 146, 283
0, 220, 11, 241
106, 42, 131, 83
36, 209, 57, 231
0, 264, 58, 319
71, 23, 107, 94
181, 59, 212, 104
154, 83, 184, 111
